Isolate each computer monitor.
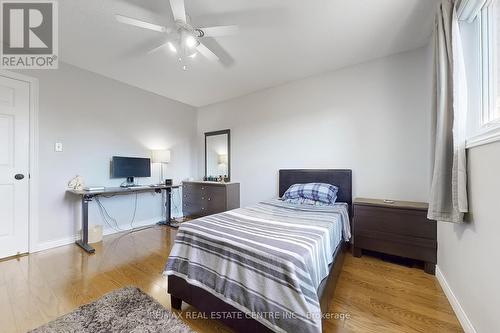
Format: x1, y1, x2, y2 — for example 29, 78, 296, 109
111, 156, 151, 186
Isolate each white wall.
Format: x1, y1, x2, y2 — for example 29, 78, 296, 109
197, 47, 432, 207
437, 142, 500, 333
25, 63, 197, 249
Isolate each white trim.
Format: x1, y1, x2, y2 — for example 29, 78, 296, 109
467, 1, 500, 145
483, 2, 498, 125
435, 266, 477, 333
34, 235, 78, 253
33, 217, 162, 253
0, 70, 39, 254
466, 122, 500, 147
458, 0, 491, 22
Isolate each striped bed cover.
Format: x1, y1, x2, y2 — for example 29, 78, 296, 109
164, 199, 351, 333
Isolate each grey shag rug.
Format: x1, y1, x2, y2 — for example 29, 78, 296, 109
30, 287, 196, 333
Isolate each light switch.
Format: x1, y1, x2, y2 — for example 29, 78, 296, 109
55, 142, 63, 152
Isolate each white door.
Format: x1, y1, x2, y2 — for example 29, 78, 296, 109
0, 75, 30, 258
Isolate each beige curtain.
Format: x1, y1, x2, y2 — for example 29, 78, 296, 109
428, 0, 468, 223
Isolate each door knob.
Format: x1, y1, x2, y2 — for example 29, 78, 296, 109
14, 174, 24, 180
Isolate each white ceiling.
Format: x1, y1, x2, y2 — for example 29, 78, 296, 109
59, 0, 436, 107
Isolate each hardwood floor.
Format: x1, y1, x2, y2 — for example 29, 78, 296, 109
0, 226, 463, 333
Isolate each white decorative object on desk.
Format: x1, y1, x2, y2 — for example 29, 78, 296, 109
68, 175, 85, 190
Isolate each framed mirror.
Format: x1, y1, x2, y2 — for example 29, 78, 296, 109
205, 129, 230, 181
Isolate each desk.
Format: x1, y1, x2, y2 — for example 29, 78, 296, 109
67, 184, 181, 254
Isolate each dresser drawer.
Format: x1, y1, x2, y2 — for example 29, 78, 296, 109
183, 192, 201, 206
183, 202, 201, 217
205, 186, 226, 214
183, 184, 202, 217
205, 186, 225, 200
183, 182, 200, 195
354, 205, 436, 239
356, 230, 437, 263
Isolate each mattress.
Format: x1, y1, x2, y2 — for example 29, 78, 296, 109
164, 199, 351, 333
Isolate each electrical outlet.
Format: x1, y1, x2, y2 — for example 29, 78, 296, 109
55, 142, 63, 152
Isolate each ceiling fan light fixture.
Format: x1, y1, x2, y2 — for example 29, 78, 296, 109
184, 34, 198, 49
167, 41, 177, 53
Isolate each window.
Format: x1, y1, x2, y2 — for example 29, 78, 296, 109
467, 0, 500, 147
493, 2, 500, 121
481, 1, 500, 124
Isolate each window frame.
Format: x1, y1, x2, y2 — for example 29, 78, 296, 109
466, 0, 500, 148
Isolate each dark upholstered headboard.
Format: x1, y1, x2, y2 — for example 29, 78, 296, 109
279, 169, 353, 217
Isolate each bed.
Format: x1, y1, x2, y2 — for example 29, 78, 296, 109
165, 169, 352, 333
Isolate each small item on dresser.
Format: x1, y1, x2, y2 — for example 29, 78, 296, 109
165, 179, 173, 186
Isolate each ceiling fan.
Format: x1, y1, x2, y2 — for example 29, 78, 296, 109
115, 0, 239, 70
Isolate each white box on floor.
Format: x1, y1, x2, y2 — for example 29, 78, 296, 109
88, 225, 103, 244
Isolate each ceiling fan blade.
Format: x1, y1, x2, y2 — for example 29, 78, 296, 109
169, 0, 186, 23
198, 25, 239, 37
197, 42, 220, 62
147, 42, 168, 54
115, 15, 166, 32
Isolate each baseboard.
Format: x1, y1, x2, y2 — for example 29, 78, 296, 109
34, 235, 79, 253
33, 217, 162, 253
435, 265, 477, 333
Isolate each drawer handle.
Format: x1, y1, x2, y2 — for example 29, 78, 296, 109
208, 198, 211, 201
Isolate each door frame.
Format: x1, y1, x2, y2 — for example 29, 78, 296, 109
0, 70, 39, 253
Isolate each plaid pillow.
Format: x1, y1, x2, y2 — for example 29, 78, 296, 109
283, 183, 338, 204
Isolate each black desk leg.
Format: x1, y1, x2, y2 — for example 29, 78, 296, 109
75, 195, 96, 254
157, 188, 173, 226
167, 187, 172, 222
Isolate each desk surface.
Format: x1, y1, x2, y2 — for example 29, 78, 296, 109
67, 184, 181, 196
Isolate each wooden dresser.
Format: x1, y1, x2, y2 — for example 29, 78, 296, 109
352, 198, 437, 274
182, 181, 240, 218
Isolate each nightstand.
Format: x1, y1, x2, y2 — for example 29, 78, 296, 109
352, 198, 437, 274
